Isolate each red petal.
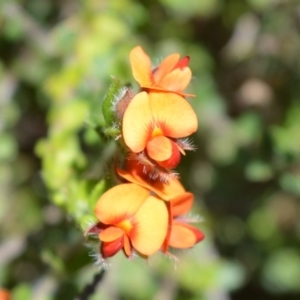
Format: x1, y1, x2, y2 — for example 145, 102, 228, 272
101, 235, 124, 258
174, 56, 190, 70
85, 222, 107, 235
156, 140, 181, 169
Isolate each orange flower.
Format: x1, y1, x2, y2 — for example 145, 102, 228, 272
115, 160, 204, 251
130, 46, 194, 96
0, 289, 10, 300
89, 183, 168, 258
122, 91, 198, 170
162, 193, 205, 252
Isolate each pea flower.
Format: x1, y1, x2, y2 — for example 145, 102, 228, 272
87, 183, 168, 258
130, 46, 194, 96
116, 160, 205, 252
122, 91, 198, 171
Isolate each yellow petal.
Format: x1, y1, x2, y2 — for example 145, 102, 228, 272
99, 226, 124, 242
168, 220, 204, 249
148, 92, 198, 138
95, 183, 149, 224
130, 46, 153, 87
159, 68, 192, 93
122, 92, 152, 152
154, 53, 180, 83
129, 196, 168, 256
146, 136, 172, 161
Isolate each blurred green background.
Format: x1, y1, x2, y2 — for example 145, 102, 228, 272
1, 0, 300, 299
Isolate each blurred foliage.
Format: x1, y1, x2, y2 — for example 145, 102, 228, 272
1, 0, 300, 299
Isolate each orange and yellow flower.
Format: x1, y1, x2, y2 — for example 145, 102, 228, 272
116, 160, 204, 252
88, 46, 204, 261
89, 183, 168, 258
130, 46, 194, 96
122, 91, 198, 170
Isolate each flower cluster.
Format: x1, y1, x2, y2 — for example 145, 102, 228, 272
87, 46, 204, 261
